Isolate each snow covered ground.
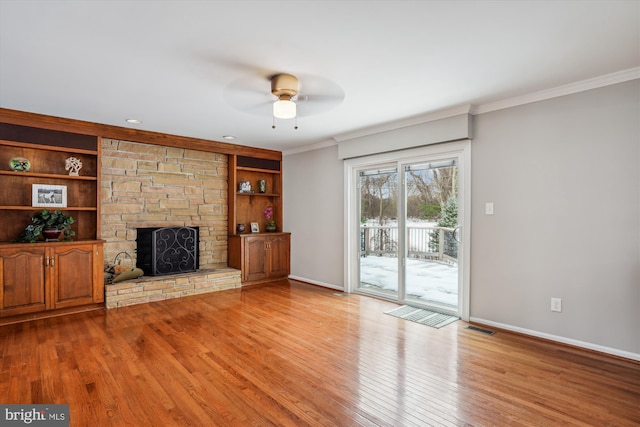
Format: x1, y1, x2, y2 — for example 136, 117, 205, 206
359, 255, 458, 307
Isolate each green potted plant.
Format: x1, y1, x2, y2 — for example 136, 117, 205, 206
15, 209, 75, 243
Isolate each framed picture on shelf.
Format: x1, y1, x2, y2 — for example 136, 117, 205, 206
32, 184, 67, 208
250, 222, 260, 233
238, 181, 252, 193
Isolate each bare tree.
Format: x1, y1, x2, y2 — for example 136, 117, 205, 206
360, 172, 398, 255
407, 167, 457, 219
360, 172, 396, 224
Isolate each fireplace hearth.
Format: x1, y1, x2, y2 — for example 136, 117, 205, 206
136, 226, 199, 276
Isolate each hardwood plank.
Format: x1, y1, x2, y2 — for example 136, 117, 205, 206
1, 279, 638, 426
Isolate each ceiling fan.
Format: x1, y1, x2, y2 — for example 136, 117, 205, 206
271, 73, 298, 119
223, 72, 345, 128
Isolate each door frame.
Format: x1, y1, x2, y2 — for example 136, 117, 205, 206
344, 141, 471, 321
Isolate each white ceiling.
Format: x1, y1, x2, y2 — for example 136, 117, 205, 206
1, 0, 638, 152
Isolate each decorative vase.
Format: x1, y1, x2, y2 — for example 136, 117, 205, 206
265, 224, 276, 232
258, 179, 267, 193
236, 224, 245, 234
42, 227, 62, 241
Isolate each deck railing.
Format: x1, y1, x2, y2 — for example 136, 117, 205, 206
360, 225, 458, 263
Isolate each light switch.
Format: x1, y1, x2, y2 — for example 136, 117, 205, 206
485, 202, 494, 215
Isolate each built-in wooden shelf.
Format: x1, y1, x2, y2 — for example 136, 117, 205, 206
236, 192, 280, 197
0, 170, 97, 181
236, 166, 281, 175
0, 206, 98, 211
0, 123, 100, 244
228, 154, 288, 284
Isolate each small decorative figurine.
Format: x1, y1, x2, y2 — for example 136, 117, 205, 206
9, 157, 31, 172
258, 179, 267, 193
65, 157, 83, 176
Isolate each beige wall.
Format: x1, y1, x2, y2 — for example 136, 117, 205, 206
100, 139, 228, 269
283, 80, 640, 358
470, 80, 639, 356
283, 144, 345, 289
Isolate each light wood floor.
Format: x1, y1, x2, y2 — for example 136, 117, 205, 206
1, 280, 638, 426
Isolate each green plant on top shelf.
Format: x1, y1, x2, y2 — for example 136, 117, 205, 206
15, 209, 76, 243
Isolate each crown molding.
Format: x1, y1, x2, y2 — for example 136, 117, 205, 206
334, 68, 640, 141
333, 104, 474, 143
474, 67, 640, 115
282, 68, 640, 156
282, 138, 338, 157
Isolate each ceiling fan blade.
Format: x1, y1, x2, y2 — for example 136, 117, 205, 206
295, 93, 345, 117
224, 74, 273, 115
294, 74, 345, 116
297, 94, 345, 103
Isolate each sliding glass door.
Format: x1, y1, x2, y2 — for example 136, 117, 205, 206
403, 160, 459, 312
348, 143, 469, 319
357, 165, 399, 299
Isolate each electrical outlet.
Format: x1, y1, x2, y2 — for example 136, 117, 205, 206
551, 298, 562, 312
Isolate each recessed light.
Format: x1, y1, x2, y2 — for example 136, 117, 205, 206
125, 119, 142, 124
222, 135, 236, 140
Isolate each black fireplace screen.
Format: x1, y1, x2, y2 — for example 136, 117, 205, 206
136, 226, 199, 276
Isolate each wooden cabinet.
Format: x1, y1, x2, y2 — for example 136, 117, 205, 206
0, 119, 104, 324
229, 233, 290, 284
0, 246, 47, 316
228, 155, 283, 234
52, 242, 104, 309
0, 241, 104, 321
228, 154, 291, 284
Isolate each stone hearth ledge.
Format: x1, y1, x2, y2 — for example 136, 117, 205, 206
105, 268, 241, 309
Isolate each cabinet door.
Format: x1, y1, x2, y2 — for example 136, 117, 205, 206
244, 236, 267, 282
0, 248, 48, 316
267, 235, 290, 279
52, 244, 96, 309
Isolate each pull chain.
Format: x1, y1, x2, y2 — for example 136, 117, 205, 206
271, 116, 299, 129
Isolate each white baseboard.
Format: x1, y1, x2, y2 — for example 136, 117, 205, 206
470, 317, 640, 362
288, 275, 345, 292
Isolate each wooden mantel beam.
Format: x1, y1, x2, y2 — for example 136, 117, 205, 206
0, 108, 282, 161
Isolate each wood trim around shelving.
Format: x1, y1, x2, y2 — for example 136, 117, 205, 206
236, 166, 282, 174
0, 206, 98, 211
236, 192, 280, 197
0, 171, 97, 181
0, 139, 98, 155
0, 108, 282, 161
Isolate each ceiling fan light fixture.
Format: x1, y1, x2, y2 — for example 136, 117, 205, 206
271, 74, 299, 120
273, 97, 296, 119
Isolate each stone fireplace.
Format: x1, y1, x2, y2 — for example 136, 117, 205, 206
101, 139, 240, 308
